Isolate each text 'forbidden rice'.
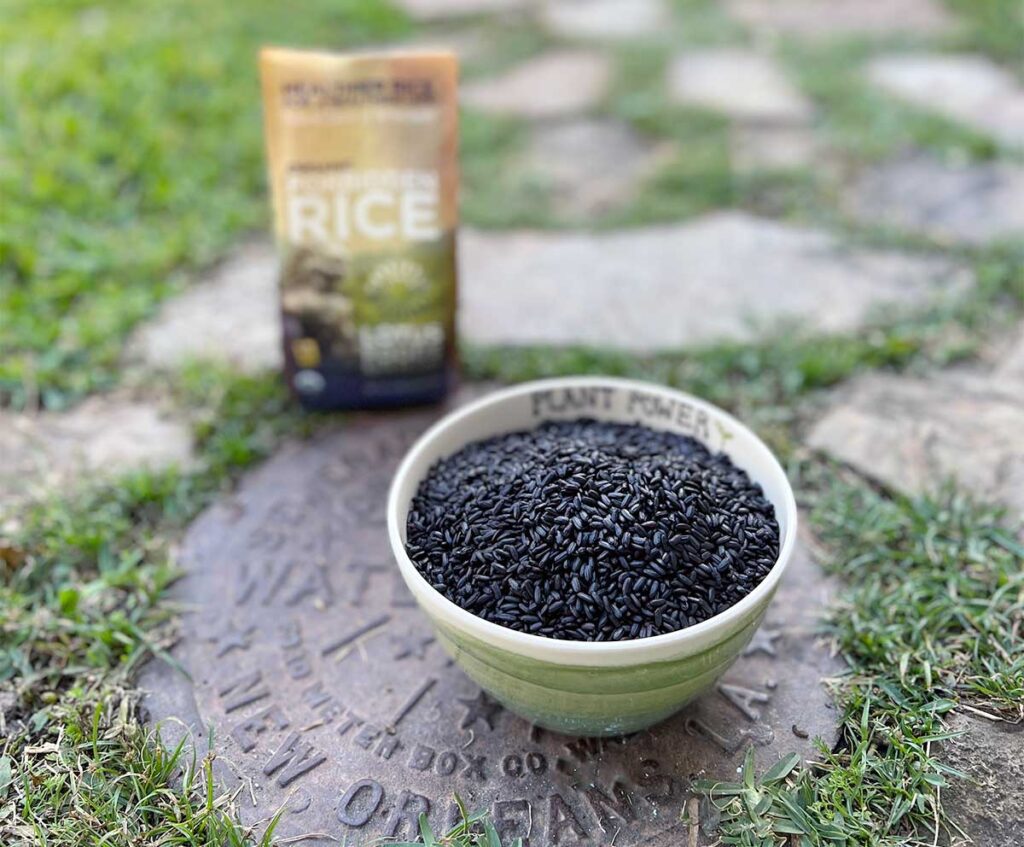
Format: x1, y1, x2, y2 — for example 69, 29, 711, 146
405, 419, 780, 641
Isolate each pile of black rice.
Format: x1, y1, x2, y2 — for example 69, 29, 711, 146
405, 419, 780, 641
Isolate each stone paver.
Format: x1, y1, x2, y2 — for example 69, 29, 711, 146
996, 325, 1024, 384
520, 119, 672, 216
125, 214, 970, 361
867, 54, 1024, 148
394, 0, 530, 21
462, 50, 611, 118
807, 356, 1024, 515
539, 0, 671, 41
730, 124, 817, 172
726, 0, 952, 39
459, 212, 968, 350
846, 155, 1024, 245
941, 714, 1024, 847
667, 49, 813, 123
127, 242, 281, 373
0, 396, 193, 515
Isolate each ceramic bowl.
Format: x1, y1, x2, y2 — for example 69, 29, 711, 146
387, 377, 797, 736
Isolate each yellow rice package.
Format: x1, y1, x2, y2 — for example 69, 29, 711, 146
260, 47, 459, 410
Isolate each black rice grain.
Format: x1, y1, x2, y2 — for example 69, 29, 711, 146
405, 419, 780, 641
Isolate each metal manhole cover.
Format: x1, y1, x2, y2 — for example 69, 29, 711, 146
141, 401, 840, 845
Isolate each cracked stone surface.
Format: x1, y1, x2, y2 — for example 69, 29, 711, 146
845, 155, 1024, 245
667, 49, 813, 123
867, 54, 1024, 148
726, 0, 953, 39
941, 713, 1024, 847
519, 119, 672, 216
459, 211, 968, 350
807, 349, 1024, 515
462, 50, 611, 118
141, 402, 841, 846
539, 0, 671, 41
127, 242, 281, 373
394, 0, 531, 20
0, 396, 194, 515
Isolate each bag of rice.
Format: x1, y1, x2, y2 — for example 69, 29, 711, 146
260, 48, 459, 410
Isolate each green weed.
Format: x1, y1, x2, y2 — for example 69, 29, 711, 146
0, 365, 324, 843
784, 40, 1001, 163
697, 476, 1023, 846
460, 110, 556, 229
388, 794, 522, 847
943, 0, 1024, 66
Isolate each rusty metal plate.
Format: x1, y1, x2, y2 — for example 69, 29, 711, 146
141, 403, 840, 846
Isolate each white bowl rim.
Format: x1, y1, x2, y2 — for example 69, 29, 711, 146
386, 376, 798, 667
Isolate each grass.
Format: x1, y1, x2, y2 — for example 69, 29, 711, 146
0, 0, 410, 411
811, 478, 1024, 718
606, 41, 822, 228
459, 110, 557, 230
455, 18, 552, 81
783, 39, 1002, 164
0, 366, 316, 844
388, 796, 522, 847
462, 24, 821, 233
5, 714, 282, 846
611, 108, 737, 226
669, 476, 1024, 847
0, 470, 248, 844
943, 0, 1024, 67
667, 0, 748, 46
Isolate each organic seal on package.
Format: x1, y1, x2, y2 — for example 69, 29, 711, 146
260, 48, 459, 410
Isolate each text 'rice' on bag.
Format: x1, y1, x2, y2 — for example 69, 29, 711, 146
260, 47, 459, 410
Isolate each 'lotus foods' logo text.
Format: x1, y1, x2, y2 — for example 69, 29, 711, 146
282, 78, 435, 108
